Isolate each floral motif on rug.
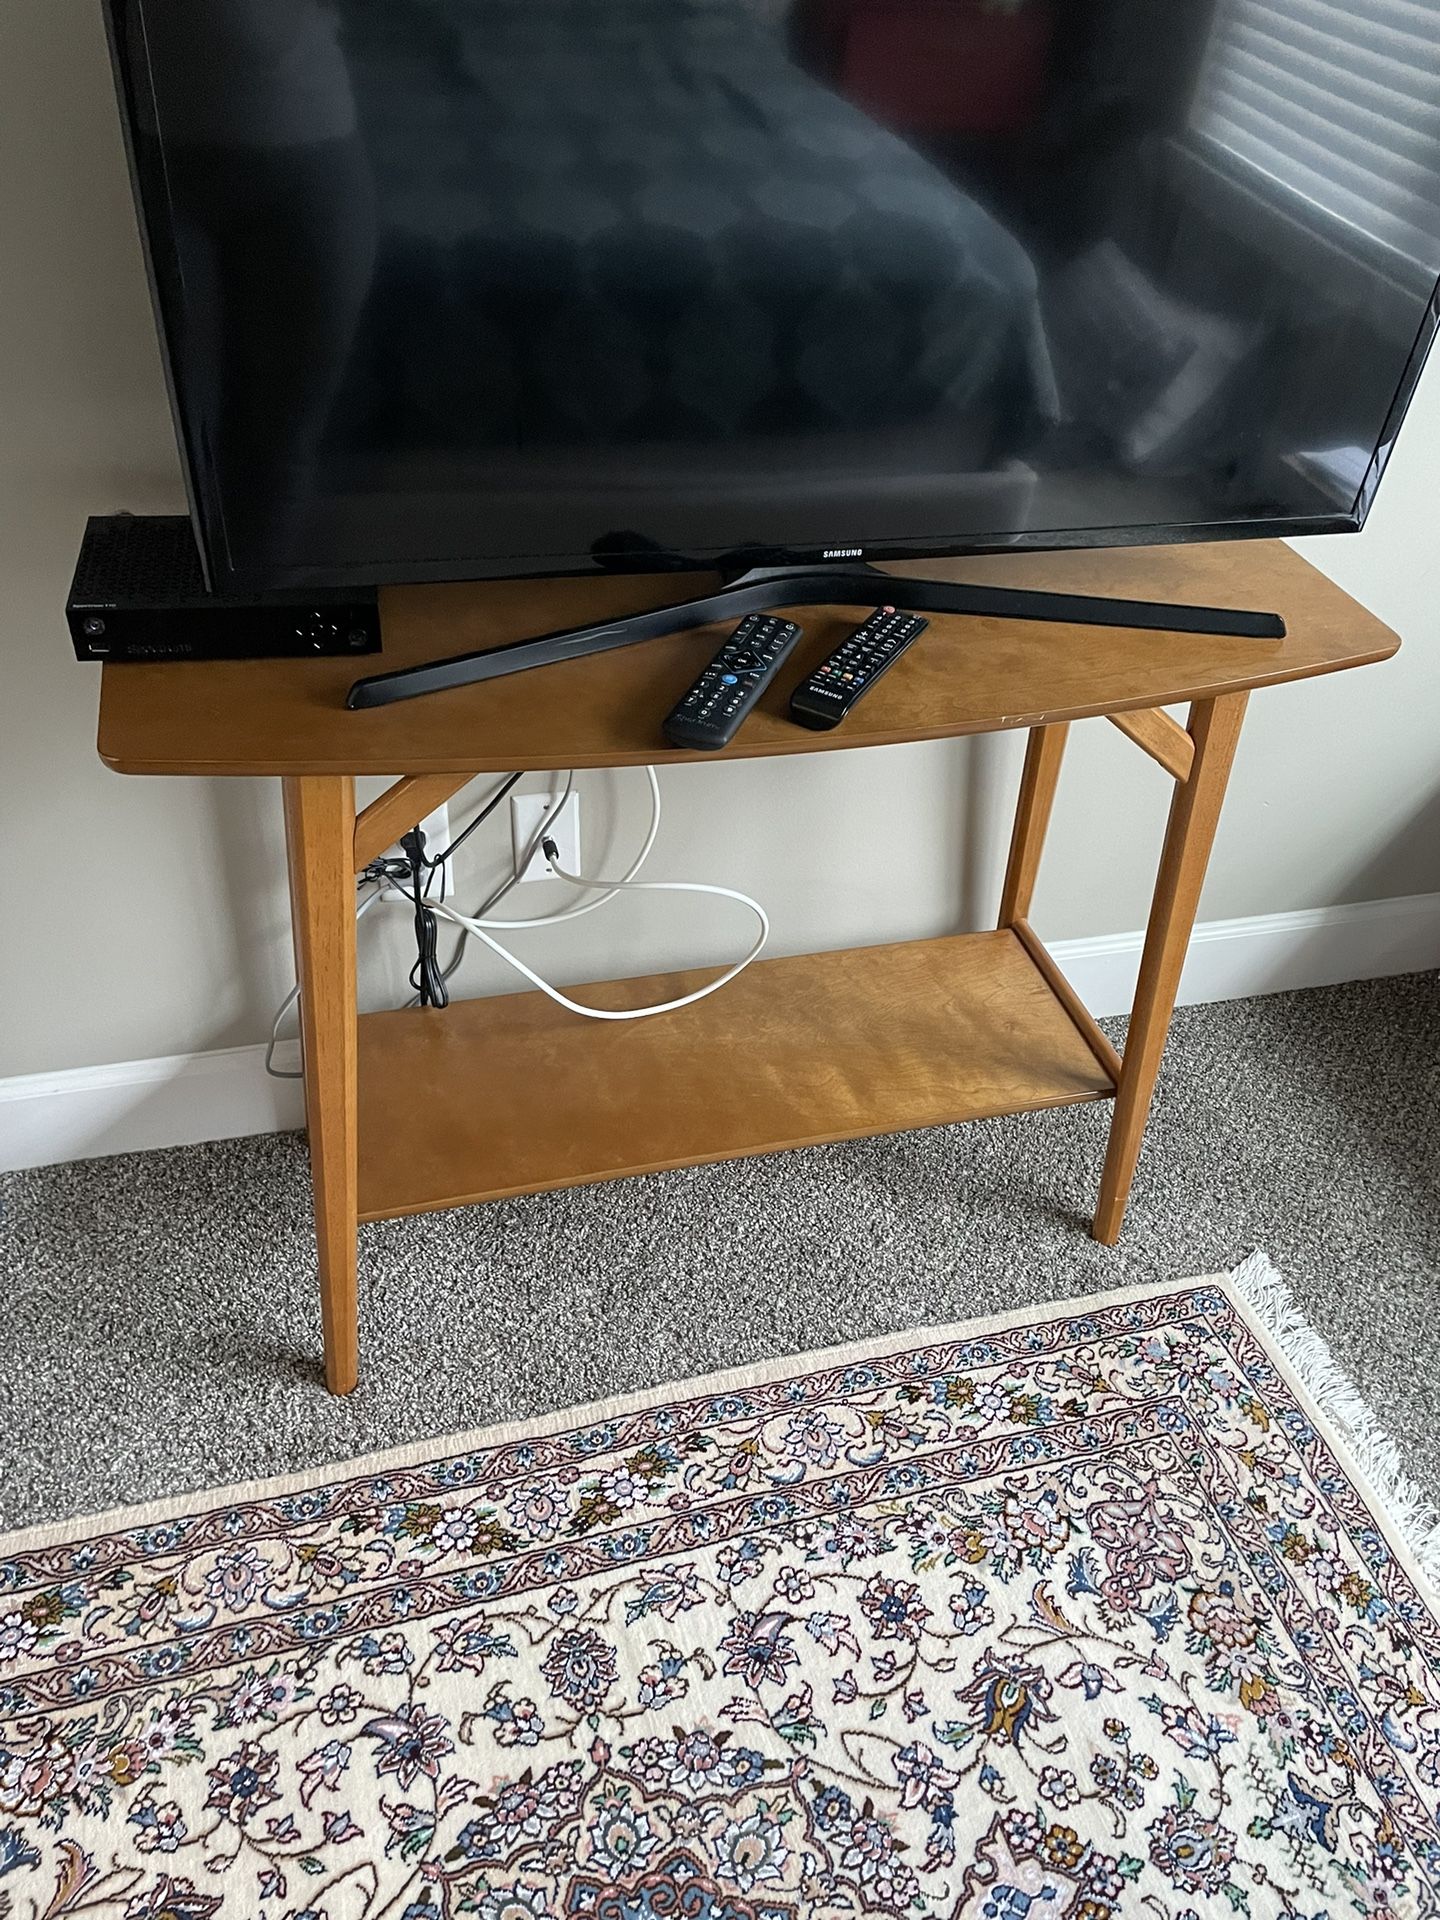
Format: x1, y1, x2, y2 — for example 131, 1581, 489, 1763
2, 1280, 1438, 1920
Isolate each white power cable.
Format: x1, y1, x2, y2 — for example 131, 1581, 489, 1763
426, 857, 768, 1021
413, 770, 581, 1006
459, 766, 660, 930
392, 765, 769, 1021
269, 766, 767, 1054
266, 881, 386, 1079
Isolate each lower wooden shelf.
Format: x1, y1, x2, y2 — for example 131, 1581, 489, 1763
355, 929, 1115, 1223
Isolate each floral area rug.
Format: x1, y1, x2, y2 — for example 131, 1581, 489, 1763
3, 1257, 1439, 1920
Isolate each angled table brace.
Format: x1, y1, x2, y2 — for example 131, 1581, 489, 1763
1108, 706, 1196, 781
354, 772, 480, 872
996, 693, 1251, 1243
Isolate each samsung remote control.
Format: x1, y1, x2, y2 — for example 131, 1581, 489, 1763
662, 612, 804, 750
788, 605, 929, 731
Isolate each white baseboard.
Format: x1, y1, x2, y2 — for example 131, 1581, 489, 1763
1050, 891, 1440, 1019
1, 894, 1435, 1175
0, 1043, 304, 1175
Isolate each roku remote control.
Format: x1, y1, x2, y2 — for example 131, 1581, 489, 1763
788, 605, 928, 731
662, 612, 804, 750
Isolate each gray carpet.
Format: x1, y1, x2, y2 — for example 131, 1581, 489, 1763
2, 971, 1437, 1537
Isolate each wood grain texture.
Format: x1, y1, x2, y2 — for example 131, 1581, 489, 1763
283, 776, 360, 1393
1011, 916, 1124, 1085
353, 772, 477, 872
998, 724, 1069, 927
355, 930, 1116, 1221
1092, 693, 1249, 1244
1107, 706, 1195, 781
99, 541, 1398, 777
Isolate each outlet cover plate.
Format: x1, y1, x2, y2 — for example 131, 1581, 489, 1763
512, 791, 581, 883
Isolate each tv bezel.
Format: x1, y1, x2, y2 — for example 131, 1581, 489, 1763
102, 0, 1440, 598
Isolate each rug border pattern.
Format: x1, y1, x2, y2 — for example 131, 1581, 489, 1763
2, 1264, 1434, 1610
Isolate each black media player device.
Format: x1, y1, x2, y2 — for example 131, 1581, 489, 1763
66, 515, 381, 663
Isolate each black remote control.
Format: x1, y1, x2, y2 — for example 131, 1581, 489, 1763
788, 605, 929, 731
663, 612, 804, 750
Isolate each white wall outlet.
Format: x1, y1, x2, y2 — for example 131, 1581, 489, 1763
378, 802, 454, 901
512, 790, 581, 883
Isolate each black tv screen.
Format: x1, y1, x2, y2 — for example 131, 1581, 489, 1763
106, 0, 1440, 596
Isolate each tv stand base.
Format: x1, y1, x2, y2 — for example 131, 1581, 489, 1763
345, 559, 1285, 709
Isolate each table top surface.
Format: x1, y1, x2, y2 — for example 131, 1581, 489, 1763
98, 539, 1399, 777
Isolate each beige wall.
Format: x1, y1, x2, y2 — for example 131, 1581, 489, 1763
2, 0, 1437, 1078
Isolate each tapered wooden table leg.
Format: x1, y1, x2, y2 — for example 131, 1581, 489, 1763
283, 775, 360, 1393
1093, 692, 1248, 1244
998, 723, 1070, 927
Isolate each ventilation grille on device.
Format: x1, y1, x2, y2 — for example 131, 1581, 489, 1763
71, 515, 206, 604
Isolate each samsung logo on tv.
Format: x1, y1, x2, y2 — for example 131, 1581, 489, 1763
823, 547, 863, 558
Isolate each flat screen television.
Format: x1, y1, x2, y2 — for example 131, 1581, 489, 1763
105, 1, 1440, 633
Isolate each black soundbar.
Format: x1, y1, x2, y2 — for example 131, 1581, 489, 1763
346, 561, 1284, 709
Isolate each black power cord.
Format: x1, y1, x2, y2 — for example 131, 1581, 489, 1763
367, 776, 520, 1011
354, 774, 527, 1012
426, 772, 522, 867
268, 774, 527, 1074
401, 828, 449, 1008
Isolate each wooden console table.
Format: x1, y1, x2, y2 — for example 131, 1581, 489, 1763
98, 540, 1397, 1393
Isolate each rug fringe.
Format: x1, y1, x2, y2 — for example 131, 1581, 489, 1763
1229, 1249, 1440, 1590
